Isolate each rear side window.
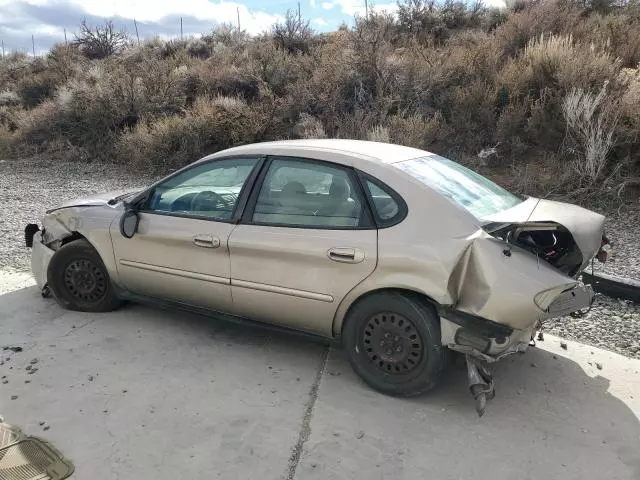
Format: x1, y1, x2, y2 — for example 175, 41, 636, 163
252, 158, 369, 228
362, 176, 406, 227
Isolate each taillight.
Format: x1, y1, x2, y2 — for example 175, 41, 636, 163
596, 233, 611, 263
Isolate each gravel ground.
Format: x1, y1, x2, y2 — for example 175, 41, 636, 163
0, 157, 157, 273
545, 211, 640, 360
0, 157, 638, 359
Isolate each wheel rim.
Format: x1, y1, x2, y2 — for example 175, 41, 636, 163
362, 312, 424, 374
63, 259, 107, 303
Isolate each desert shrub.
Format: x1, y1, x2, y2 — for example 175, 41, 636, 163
17, 71, 59, 108
494, 1, 581, 58
397, 0, 450, 45
293, 113, 327, 139
572, 13, 640, 68
351, 12, 401, 118
616, 68, 640, 162
0, 91, 20, 107
333, 108, 381, 139
495, 100, 528, 153
203, 24, 249, 49
47, 44, 87, 83
502, 34, 621, 97
115, 96, 266, 171
294, 30, 357, 134
245, 41, 313, 97
73, 20, 129, 60
1, 0, 639, 203
13, 99, 62, 145
367, 125, 391, 143
272, 10, 314, 54
562, 82, 619, 184
447, 81, 498, 151
389, 112, 448, 149
189, 61, 260, 101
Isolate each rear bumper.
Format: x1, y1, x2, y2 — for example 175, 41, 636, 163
30, 231, 55, 289
441, 283, 595, 362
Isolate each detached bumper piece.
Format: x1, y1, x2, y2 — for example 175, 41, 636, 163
466, 355, 495, 417
24, 224, 40, 248
30, 231, 56, 291
0, 420, 74, 480
582, 271, 640, 304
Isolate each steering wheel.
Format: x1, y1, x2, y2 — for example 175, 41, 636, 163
190, 190, 230, 212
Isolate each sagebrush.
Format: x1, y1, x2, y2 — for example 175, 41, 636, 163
1, 0, 639, 204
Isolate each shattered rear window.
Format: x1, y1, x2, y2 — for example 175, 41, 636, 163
395, 155, 523, 218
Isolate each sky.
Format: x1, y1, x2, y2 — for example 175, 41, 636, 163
0, 0, 504, 54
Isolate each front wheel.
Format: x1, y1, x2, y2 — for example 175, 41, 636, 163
342, 292, 448, 396
47, 239, 121, 312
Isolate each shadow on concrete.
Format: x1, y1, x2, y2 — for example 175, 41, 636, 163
305, 344, 640, 479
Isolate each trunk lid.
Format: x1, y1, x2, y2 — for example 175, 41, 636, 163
482, 197, 605, 275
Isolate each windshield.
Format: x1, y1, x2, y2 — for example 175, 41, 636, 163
394, 155, 522, 218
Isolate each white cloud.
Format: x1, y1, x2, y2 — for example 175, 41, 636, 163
310, 0, 316, 7
319, 0, 396, 16
0, 0, 283, 35
313, 17, 328, 26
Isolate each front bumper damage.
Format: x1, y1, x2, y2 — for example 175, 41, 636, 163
26, 212, 77, 296
30, 231, 56, 294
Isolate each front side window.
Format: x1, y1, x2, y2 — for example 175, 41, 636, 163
147, 157, 258, 220
394, 155, 522, 219
252, 158, 365, 228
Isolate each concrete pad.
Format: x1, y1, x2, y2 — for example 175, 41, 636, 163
0, 270, 36, 294
2, 273, 640, 480
0, 284, 326, 479
297, 338, 640, 480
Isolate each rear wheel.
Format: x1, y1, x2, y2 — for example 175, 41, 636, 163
342, 292, 448, 396
47, 239, 121, 312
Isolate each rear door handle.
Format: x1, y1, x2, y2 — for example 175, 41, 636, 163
193, 234, 220, 248
327, 247, 365, 264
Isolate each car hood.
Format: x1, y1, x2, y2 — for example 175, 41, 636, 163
46, 189, 141, 213
483, 197, 605, 266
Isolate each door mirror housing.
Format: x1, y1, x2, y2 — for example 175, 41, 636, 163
119, 209, 140, 239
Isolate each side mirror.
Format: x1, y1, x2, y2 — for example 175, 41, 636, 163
119, 209, 140, 239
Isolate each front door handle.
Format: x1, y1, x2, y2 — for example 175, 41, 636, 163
327, 247, 365, 264
193, 234, 220, 248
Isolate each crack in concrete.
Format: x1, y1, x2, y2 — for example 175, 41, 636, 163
284, 345, 331, 480
60, 317, 98, 337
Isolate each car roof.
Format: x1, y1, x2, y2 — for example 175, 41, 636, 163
205, 140, 431, 166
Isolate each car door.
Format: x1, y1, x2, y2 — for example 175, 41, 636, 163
110, 156, 262, 311
228, 156, 378, 336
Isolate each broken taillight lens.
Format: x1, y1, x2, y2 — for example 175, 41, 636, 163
596, 233, 611, 263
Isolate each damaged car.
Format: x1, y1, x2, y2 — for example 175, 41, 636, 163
25, 140, 609, 414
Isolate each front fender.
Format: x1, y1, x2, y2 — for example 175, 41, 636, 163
39, 206, 122, 285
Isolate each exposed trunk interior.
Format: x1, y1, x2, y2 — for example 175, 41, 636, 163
484, 222, 584, 276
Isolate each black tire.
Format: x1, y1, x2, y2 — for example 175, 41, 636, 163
47, 239, 121, 312
342, 292, 448, 396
